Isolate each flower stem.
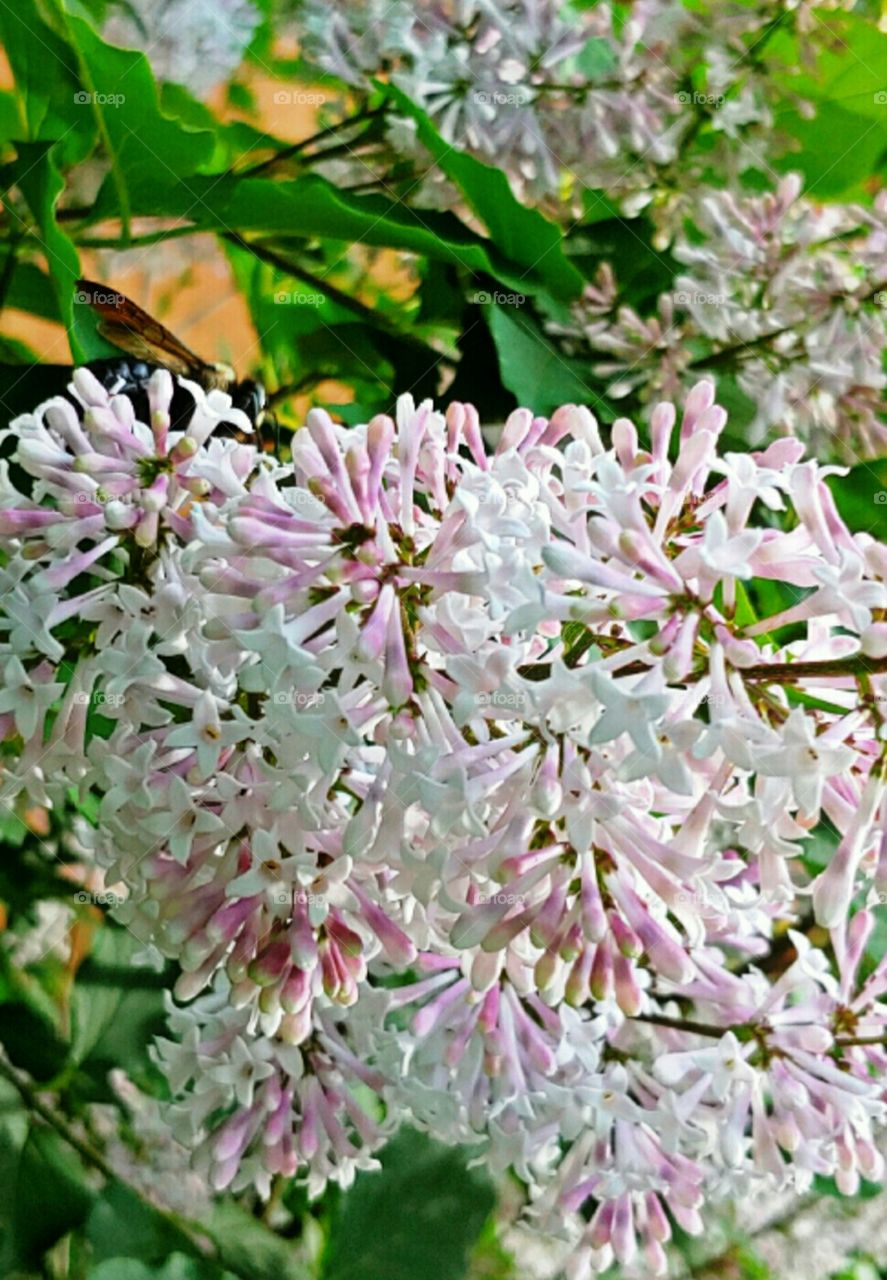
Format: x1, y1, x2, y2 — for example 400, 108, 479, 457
630, 1012, 736, 1038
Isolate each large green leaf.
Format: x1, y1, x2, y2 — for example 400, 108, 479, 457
160, 83, 292, 172
63, 14, 217, 181
86, 1183, 201, 1267
90, 171, 568, 298
0, 257, 61, 322
0, 1000, 70, 1083
88, 1259, 229, 1280
322, 1129, 495, 1280
487, 302, 616, 419
206, 1203, 311, 1280
0, 0, 96, 167
377, 83, 584, 301
8, 142, 83, 361
769, 14, 887, 198
827, 460, 887, 542
70, 925, 167, 1080
0, 1125, 96, 1271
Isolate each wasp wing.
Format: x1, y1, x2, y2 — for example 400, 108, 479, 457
76, 279, 215, 381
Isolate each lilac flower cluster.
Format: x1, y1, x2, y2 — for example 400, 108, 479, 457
2, 369, 887, 1273
104, 0, 260, 98
300, 0, 779, 205
559, 177, 887, 460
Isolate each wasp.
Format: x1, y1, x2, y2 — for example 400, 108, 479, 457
75, 279, 278, 447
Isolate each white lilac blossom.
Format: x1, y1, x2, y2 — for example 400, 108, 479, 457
298, 0, 782, 205
3, 371, 887, 1273
560, 177, 887, 460
104, 0, 260, 98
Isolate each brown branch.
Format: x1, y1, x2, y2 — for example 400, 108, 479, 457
629, 1012, 740, 1038
520, 651, 887, 685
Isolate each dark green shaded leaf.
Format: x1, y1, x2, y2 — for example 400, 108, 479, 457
206, 1202, 311, 1280
322, 1129, 495, 1280
86, 1183, 198, 1265
70, 926, 166, 1075
8, 142, 84, 361
1, 1125, 96, 1270
64, 15, 217, 184
378, 83, 583, 300
828, 460, 887, 542
0, 0, 96, 167
91, 171, 567, 298
487, 302, 615, 419
0, 258, 61, 322
0, 998, 70, 1083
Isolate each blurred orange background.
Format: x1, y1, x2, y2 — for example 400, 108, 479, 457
0, 44, 352, 416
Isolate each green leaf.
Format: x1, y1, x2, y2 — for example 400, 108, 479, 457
580, 188, 624, 226
63, 16, 216, 178
802, 818, 840, 875
487, 303, 615, 419
377, 83, 583, 301
86, 1183, 198, 1266
0, 993, 70, 1085
732, 581, 757, 629
0, 336, 40, 363
769, 15, 887, 198
0, 0, 96, 167
322, 1129, 495, 1280
0, 257, 61, 322
7, 142, 85, 361
827, 460, 887, 541
160, 83, 290, 170
576, 36, 618, 80
58, 10, 217, 242
70, 925, 166, 1075
0, 1125, 96, 1271
709, 375, 758, 439
91, 171, 567, 299
572, 213, 676, 309
773, 101, 886, 199
206, 1202, 311, 1280
87, 1258, 230, 1280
